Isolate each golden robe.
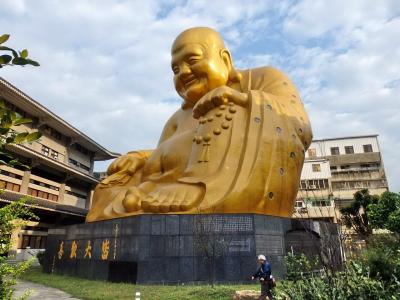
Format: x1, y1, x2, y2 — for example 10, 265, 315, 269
86, 67, 312, 222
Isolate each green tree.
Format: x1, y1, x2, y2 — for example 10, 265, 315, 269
369, 191, 400, 235
340, 189, 378, 240
0, 33, 40, 300
0, 34, 39, 68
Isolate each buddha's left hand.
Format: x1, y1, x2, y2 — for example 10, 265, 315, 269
193, 86, 248, 119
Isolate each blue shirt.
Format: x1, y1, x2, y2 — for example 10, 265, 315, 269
253, 261, 272, 279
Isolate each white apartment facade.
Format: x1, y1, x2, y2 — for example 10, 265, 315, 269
306, 135, 388, 207
293, 158, 338, 222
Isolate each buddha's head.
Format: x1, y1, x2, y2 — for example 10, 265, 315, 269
171, 27, 238, 105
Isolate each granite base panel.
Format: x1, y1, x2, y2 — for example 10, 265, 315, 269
43, 214, 342, 283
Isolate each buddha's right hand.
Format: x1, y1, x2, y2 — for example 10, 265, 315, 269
107, 152, 147, 176
99, 153, 148, 188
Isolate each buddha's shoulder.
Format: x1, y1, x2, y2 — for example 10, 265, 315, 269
242, 66, 290, 81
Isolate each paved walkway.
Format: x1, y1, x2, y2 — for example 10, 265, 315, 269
13, 280, 81, 300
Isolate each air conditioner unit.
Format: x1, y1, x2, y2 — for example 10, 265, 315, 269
308, 184, 317, 189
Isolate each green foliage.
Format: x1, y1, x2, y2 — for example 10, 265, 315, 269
284, 252, 320, 280
0, 34, 39, 68
361, 234, 400, 283
0, 198, 37, 300
340, 189, 378, 239
275, 256, 400, 300
0, 98, 42, 169
369, 192, 400, 234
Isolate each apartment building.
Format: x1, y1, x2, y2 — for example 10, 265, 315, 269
293, 134, 388, 225
293, 158, 338, 222
306, 135, 388, 208
0, 78, 119, 259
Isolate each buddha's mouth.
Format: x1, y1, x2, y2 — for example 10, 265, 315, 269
182, 76, 198, 88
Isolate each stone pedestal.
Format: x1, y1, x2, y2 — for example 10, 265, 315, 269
43, 214, 342, 283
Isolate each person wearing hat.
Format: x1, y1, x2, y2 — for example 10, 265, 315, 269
251, 254, 274, 300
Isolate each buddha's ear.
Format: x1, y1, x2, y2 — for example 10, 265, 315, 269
221, 49, 241, 84
220, 48, 233, 71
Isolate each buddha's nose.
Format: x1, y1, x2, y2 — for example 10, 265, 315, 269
178, 63, 191, 77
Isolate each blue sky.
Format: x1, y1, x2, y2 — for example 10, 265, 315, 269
1, 0, 399, 191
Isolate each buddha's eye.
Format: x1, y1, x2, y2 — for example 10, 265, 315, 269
172, 66, 179, 74
188, 57, 200, 65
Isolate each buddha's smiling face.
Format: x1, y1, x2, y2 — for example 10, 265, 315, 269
171, 41, 231, 105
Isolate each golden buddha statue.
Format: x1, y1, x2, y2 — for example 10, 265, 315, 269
86, 27, 312, 222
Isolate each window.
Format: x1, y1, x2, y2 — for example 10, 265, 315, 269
295, 201, 303, 208
29, 179, 59, 191
41, 146, 50, 156
50, 150, 59, 160
21, 235, 47, 249
311, 199, 331, 207
312, 164, 321, 172
75, 144, 89, 155
300, 180, 307, 189
363, 144, 373, 153
0, 170, 23, 179
69, 158, 78, 166
308, 148, 316, 157
341, 165, 350, 170
345, 146, 354, 154
69, 158, 90, 172
330, 147, 340, 155
330, 166, 337, 171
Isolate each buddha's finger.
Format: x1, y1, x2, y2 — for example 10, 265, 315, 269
116, 157, 132, 171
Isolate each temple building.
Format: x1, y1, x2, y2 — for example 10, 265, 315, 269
0, 78, 118, 260
293, 134, 389, 223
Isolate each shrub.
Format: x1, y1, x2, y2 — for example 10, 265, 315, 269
284, 252, 320, 280
362, 234, 400, 282
274, 254, 400, 299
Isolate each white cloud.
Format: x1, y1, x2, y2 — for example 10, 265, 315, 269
279, 1, 400, 191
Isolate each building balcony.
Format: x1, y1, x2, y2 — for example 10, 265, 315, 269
6, 143, 99, 184
0, 189, 88, 218
325, 152, 381, 165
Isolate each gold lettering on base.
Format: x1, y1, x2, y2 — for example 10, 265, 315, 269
101, 239, 110, 260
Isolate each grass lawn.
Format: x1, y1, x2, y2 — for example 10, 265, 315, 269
21, 267, 260, 300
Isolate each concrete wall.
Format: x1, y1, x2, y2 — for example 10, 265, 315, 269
301, 159, 331, 179
306, 136, 380, 158
43, 214, 343, 283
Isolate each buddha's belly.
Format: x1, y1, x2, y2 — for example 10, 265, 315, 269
142, 129, 195, 181
142, 103, 246, 182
